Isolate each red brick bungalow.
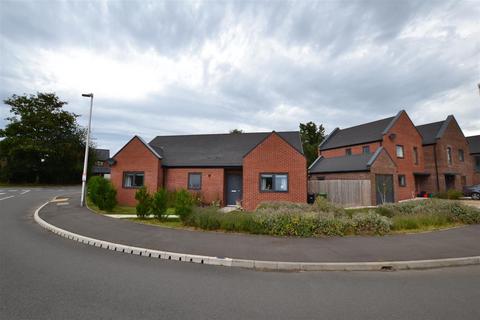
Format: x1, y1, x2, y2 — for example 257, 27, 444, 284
416, 115, 475, 192
109, 131, 307, 210
309, 110, 425, 204
467, 135, 480, 184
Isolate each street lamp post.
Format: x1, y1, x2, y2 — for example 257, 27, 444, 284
80, 93, 94, 207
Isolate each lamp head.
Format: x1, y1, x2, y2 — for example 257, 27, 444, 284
82, 93, 93, 98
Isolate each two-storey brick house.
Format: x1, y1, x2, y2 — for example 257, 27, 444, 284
467, 135, 480, 185
309, 110, 426, 203
416, 115, 475, 192
109, 131, 307, 210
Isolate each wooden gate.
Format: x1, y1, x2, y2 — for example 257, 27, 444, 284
308, 180, 371, 207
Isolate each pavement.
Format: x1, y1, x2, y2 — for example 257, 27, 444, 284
2, 186, 480, 319
38, 191, 480, 263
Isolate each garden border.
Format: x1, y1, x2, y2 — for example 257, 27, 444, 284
34, 199, 480, 272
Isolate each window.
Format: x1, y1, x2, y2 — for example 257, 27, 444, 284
398, 174, 406, 187
188, 173, 202, 190
396, 145, 404, 158
345, 148, 352, 156
362, 146, 370, 154
413, 147, 419, 165
447, 147, 452, 165
260, 173, 288, 192
458, 149, 464, 162
123, 172, 144, 188
95, 160, 104, 166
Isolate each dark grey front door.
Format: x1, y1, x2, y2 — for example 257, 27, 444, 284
445, 174, 455, 191
226, 174, 242, 206
375, 174, 394, 204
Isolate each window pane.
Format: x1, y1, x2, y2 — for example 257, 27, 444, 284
124, 174, 133, 187
134, 173, 144, 187
459, 149, 464, 161
261, 174, 273, 191
275, 174, 288, 191
396, 145, 404, 158
188, 173, 201, 189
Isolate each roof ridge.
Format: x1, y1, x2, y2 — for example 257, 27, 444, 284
336, 114, 396, 132
150, 130, 299, 140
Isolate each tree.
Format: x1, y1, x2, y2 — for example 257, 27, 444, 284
299, 121, 325, 167
0, 93, 92, 184
229, 129, 243, 134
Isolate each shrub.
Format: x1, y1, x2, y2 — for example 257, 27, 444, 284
352, 212, 391, 235
175, 189, 194, 221
434, 189, 463, 200
151, 189, 168, 220
87, 176, 117, 211
135, 187, 152, 218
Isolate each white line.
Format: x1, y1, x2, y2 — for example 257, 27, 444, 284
0, 193, 5, 195
20, 190, 30, 195
0, 196, 14, 201
8, 190, 18, 192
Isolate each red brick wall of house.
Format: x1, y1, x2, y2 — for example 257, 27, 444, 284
320, 142, 381, 158
243, 133, 307, 211
426, 120, 475, 192
165, 168, 225, 205
381, 112, 424, 201
110, 137, 162, 206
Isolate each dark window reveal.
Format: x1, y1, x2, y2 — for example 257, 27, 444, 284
398, 174, 406, 187
459, 149, 464, 162
413, 147, 419, 165
188, 173, 202, 190
123, 172, 144, 188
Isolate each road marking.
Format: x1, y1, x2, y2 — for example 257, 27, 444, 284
20, 190, 30, 195
0, 196, 14, 201
0, 193, 5, 195
8, 190, 18, 192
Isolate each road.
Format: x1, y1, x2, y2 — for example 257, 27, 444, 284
1, 187, 479, 320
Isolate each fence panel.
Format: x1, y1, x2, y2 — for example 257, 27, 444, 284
308, 180, 371, 207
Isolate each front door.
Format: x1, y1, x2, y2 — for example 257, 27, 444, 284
445, 174, 455, 191
375, 174, 394, 204
226, 174, 242, 206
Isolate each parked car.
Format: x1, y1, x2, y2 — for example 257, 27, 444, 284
463, 184, 480, 200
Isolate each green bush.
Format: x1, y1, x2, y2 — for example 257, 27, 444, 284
434, 189, 463, 200
175, 189, 194, 221
135, 187, 152, 218
352, 212, 391, 235
87, 176, 117, 211
151, 189, 168, 220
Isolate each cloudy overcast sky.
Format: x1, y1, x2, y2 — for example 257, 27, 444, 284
1, 0, 479, 152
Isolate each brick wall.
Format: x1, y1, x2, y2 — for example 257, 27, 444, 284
432, 120, 475, 192
320, 142, 381, 158
243, 133, 307, 211
381, 112, 424, 201
165, 168, 225, 205
110, 137, 162, 206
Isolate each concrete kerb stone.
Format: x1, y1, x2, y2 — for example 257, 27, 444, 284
34, 199, 480, 272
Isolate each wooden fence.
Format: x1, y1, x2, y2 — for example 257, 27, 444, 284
308, 179, 372, 207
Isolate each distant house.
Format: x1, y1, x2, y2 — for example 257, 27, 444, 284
416, 115, 475, 192
310, 110, 425, 204
109, 131, 307, 210
467, 135, 480, 184
92, 149, 111, 178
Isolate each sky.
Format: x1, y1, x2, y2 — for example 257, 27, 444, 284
1, 0, 479, 153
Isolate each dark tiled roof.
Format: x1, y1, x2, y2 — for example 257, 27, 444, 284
467, 135, 480, 154
309, 147, 387, 173
416, 121, 444, 145
148, 131, 303, 167
416, 116, 454, 145
92, 166, 111, 174
319, 115, 397, 150
94, 149, 110, 161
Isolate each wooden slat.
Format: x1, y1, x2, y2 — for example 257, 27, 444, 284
308, 180, 371, 207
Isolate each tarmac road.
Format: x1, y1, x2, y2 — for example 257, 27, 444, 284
1, 187, 479, 320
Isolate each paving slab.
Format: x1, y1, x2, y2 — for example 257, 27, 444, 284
38, 192, 480, 263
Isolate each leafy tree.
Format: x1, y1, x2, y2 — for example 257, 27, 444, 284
299, 121, 325, 167
151, 189, 168, 220
229, 129, 243, 134
0, 93, 92, 184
